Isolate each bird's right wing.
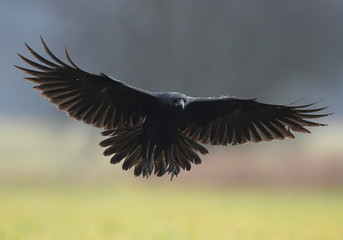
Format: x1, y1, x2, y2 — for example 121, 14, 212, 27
182, 96, 329, 145
16, 37, 159, 130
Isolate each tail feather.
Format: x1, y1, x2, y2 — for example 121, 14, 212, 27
174, 145, 191, 170
134, 157, 146, 176
154, 149, 167, 176
122, 145, 142, 170
164, 148, 171, 167
99, 126, 208, 179
110, 149, 129, 164
179, 133, 209, 155
176, 135, 207, 164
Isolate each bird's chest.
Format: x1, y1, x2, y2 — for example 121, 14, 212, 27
142, 108, 182, 144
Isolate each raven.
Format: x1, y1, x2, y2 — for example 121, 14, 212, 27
16, 38, 329, 179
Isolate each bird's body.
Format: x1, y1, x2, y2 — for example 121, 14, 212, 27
142, 102, 180, 146
99, 91, 207, 178
144, 92, 188, 143
16, 38, 330, 179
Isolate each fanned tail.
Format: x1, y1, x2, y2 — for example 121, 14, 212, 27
148, 132, 209, 178
100, 127, 208, 179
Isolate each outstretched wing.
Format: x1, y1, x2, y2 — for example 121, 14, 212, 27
182, 97, 329, 145
16, 37, 158, 130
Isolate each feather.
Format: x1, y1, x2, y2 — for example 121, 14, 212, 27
24, 42, 59, 67
110, 150, 127, 164
122, 145, 142, 170
134, 157, 145, 176
154, 149, 167, 176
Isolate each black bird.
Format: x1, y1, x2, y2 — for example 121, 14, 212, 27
16, 38, 329, 179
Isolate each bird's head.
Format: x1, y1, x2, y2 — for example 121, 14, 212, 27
171, 97, 186, 110
159, 92, 187, 111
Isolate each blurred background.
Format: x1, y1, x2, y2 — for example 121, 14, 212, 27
1, 0, 343, 239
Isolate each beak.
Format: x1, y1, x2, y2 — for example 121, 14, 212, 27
176, 99, 185, 110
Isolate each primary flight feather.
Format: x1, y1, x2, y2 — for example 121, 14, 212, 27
16, 37, 330, 179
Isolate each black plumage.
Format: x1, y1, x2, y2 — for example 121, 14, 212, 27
16, 37, 330, 179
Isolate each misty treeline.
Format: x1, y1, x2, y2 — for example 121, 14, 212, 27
4, 0, 343, 114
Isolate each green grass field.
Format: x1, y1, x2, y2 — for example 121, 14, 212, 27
1, 117, 343, 240
1, 184, 343, 240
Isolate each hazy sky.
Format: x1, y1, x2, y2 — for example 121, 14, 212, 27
1, 0, 342, 117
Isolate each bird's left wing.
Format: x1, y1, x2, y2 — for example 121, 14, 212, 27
16, 37, 159, 130
181, 96, 329, 145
